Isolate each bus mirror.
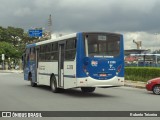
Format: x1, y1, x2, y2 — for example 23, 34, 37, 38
84, 57, 89, 65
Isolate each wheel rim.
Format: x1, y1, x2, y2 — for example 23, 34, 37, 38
154, 86, 160, 95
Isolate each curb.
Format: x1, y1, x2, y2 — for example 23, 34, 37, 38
124, 80, 146, 89
124, 84, 145, 89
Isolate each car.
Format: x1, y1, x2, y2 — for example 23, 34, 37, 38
146, 77, 160, 95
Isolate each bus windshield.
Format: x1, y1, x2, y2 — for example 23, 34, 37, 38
85, 33, 120, 57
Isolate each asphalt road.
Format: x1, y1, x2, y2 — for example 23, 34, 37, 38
0, 72, 159, 120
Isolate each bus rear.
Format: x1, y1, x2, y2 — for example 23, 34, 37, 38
76, 32, 124, 90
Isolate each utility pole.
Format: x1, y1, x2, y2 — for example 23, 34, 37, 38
48, 14, 52, 39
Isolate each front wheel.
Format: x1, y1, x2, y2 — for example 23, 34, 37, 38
153, 85, 160, 95
29, 75, 37, 87
30, 81, 37, 87
81, 87, 96, 93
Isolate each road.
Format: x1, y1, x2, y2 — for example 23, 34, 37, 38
0, 72, 159, 119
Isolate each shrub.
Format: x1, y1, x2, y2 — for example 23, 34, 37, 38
125, 67, 160, 82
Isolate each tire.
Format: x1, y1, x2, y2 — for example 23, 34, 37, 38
29, 74, 37, 87
153, 85, 160, 95
81, 87, 96, 93
50, 76, 61, 93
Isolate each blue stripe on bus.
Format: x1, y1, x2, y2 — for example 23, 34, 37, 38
76, 32, 87, 78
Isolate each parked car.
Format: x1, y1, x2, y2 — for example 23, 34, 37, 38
146, 77, 160, 95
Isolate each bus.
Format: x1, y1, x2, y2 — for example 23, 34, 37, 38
22, 32, 124, 93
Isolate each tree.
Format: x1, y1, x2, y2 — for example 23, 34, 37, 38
0, 26, 42, 63
0, 27, 10, 42
0, 42, 20, 62
7, 26, 24, 47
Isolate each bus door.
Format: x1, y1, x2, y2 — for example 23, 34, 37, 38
58, 43, 65, 87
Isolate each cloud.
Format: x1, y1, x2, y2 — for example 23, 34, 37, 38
0, 0, 160, 50
0, 0, 159, 32
124, 32, 160, 51
14, 7, 32, 17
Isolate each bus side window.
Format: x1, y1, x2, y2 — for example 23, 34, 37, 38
65, 38, 76, 60
51, 42, 58, 61
30, 47, 36, 61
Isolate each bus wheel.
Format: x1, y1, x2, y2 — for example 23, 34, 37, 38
81, 87, 96, 93
50, 76, 60, 93
29, 74, 37, 87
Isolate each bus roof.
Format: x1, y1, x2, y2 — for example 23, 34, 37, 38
25, 33, 77, 48
26, 32, 122, 48
36, 33, 77, 46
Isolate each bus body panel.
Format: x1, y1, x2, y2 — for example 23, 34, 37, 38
77, 76, 124, 87
76, 32, 124, 87
63, 61, 77, 89
76, 32, 87, 78
37, 48, 77, 89
38, 62, 58, 86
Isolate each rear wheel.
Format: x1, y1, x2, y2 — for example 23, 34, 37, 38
50, 76, 61, 93
81, 87, 96, 93
153, 85, 160, 95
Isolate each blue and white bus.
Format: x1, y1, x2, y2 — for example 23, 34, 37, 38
22, 32, 124, 93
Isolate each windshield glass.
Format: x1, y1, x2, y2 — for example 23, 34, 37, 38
84, 33, 120, 57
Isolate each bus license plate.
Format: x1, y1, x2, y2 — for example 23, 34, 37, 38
99, 73, 107, 77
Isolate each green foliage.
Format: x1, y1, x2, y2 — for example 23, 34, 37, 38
125, 67, 160, 82
0, 42, 21, 62
0, 26, 40, 63
7, 26, 24, 47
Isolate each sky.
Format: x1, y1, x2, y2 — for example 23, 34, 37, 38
0, 0, 160, 51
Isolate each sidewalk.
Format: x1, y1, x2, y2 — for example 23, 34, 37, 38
124, 80, 146, 89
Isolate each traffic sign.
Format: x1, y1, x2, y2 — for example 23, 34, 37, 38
28, 29, 43, 37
